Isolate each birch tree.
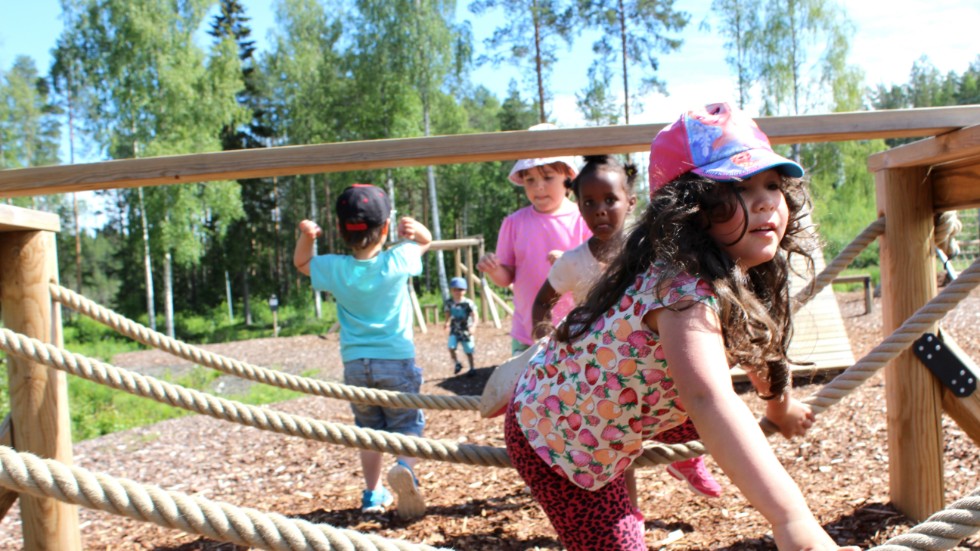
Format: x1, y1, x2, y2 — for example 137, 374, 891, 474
57, 0, 246, 333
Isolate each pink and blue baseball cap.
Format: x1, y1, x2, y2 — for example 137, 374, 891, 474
648, 103, 804, 195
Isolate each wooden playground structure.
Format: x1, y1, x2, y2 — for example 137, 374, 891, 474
1, 105, 979, 548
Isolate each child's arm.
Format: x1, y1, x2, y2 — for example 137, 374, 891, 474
648, 303, 846, 551
745, 369, 815, 438
530, 280, 561, 339
293, 219, 323, 276
398, 216, 432, 253
476, 252, 515, 287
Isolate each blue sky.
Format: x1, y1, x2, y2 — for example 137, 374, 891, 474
2, 0, 978, 131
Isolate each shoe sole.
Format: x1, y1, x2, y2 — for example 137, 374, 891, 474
666, 465, 722, 498
388, 466, 426, 520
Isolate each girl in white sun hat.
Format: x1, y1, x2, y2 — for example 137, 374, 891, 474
478, 123, 592, 354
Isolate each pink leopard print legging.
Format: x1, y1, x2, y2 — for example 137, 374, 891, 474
504, 402, 647, 551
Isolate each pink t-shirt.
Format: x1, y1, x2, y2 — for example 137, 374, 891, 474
496, 199, 592, 345
512, 263, 719, 491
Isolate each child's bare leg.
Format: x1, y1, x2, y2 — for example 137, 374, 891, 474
360, 449, 384, 490
625, 467, 638, 509
466, 352, 475, 370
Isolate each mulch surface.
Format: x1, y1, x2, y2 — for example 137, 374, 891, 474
0, 291, 977, 550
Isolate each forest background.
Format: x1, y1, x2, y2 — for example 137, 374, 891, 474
1, 0, 979, 356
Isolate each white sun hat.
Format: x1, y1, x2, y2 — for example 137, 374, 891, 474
507, 123, 580, 186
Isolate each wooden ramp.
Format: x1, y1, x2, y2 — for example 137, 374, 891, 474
732, 242, 856, 382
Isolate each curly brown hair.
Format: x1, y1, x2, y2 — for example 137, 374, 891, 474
555, 172, 815, 398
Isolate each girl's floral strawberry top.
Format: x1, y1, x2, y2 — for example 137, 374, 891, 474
512, 263, 718, 491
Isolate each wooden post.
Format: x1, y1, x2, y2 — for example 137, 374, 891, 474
453, 247, 462, 278
477, 237, 489, 325
0, 230, 82, 550
408, 278, 427, 333
875, 166, 944, 521
464, 243, 476, 305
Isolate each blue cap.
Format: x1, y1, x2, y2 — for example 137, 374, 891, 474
449, 277, 467, 290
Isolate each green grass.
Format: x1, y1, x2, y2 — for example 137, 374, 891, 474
65, 366, 306, 441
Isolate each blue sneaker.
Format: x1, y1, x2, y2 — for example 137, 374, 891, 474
387, 461, 426, 520
361, 487, 393, 514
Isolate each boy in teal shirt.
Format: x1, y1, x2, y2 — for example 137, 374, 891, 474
294, 184, 431, 520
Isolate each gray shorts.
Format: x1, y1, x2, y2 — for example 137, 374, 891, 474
342, 358, 425, 436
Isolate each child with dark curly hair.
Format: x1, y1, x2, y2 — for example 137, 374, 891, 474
505, 104, 857, 551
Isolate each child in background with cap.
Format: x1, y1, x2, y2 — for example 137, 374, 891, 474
294, 183, 431, 521
477, 123, 592, 355
444, 276, 478, 375
504, 104, 857, 550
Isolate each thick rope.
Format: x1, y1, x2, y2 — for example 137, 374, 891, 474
0, 445, 447, 551
0, 327, 511, 468
50, 284, 479, 412
755, 255, 980, 434
792, 218, 885, 307
0, 325, 692, 468
37, 217, 972, 466
870, 487, 980, 551
801, 255, 980, 416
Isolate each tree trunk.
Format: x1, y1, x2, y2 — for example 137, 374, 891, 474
323, 180, 335, 254
424, 106, 449, 299
618, 0, 630, 126
138, 187, 156, 331
73, 193, 82, 292
242, 269, 252, 326
164, 251, 174, 338
225, 270, 234, 322
69, 82, 82, 295
532, 0, 546, 122
272, 176, 282, 299
310, 175, 322, 319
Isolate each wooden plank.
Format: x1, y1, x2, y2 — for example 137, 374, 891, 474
0, 204, 60, 233
942, 389, 980, 447
868, 124, 980, 172
932, 160, 980, 211
785, 234, 856, 372
934, 331, 980, 446
2, 106, 980, 199
877, 165, 945, 522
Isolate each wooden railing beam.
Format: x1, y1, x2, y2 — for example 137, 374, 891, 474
868, 124, 980, 172
3, 106, 980, 199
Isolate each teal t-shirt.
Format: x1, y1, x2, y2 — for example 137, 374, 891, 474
309, 242, 423, 362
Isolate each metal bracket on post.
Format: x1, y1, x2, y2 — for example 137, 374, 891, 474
912, 331, 978, 397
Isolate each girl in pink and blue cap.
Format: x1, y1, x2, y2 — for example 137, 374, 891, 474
503, 104, 858, 551
477, 123, 592, 355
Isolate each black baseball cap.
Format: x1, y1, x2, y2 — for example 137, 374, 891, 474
336, 184, 391, 231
